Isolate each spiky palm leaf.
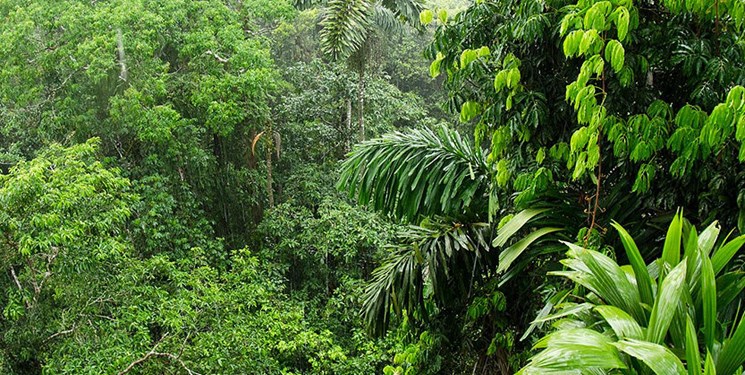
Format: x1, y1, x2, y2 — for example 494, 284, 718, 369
362, 218, 490, 336
360, 208, 568, 336
320, 0, 372, 59
318, 0, 423, 59
380, 0, 421, 23
370, 3, 403, 35
520, 213, 745, 375
293, 0, 324, 10
338, 125, 489, 222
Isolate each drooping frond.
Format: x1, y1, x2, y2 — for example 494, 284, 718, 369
362, 219, 490, 336
338, 126, 489, 222
380, 0, 424, 25
320, 0, 372, 59
293, 0, 324, 10
370, 4, 403, 35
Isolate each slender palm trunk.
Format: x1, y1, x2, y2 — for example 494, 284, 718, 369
358, 61, 365, 141
265, 122, 274, 208
345, 99, 352, 152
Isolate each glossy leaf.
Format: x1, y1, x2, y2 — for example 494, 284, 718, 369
613, 339, 686, 375
647, 261, 687, 344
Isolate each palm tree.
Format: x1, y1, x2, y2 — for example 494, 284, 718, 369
338, 126, 571, 336
296, 0, 423, 141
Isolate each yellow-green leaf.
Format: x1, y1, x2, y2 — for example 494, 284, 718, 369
617, 7, 630, 41
420, 9, 434, 25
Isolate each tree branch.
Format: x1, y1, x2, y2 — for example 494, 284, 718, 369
45, 324, 76, 343
205, 50, 229, 63
118, 333, 201, 375
9, 266, 30, 309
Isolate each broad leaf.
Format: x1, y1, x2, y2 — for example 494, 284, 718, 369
662, 211, 683, 268
686, 316, 702, 375
493, 208, 550, 247
647, 261, 687, 344
497, 227, 562, 274
711, 235, 745, 275
524, 328, 626, 372
612, 221, 655, 306
595, 305, 644, 339
613, 339, 686, 375
566, 243, 644, 321
701, 250, 717, 352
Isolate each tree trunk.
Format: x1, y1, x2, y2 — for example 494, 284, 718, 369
358, 61, 365, 141
345, 99, 352, 152
265, 122, 274, 209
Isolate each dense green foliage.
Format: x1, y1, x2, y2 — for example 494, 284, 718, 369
2, 0, 745, 373
521, 214, 745, 374
0, 0, 453, 373
337, 0, 745, 372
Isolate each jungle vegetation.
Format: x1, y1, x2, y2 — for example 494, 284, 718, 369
0, 0, 744, 374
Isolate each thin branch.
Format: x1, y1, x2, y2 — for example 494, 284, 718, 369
584, 151, 603, 245
585, 69, 607, 245
45, 324, 76, 343
205, 50, 229, 63
118, 352, 201, 375
118, 333, 201, 375
9, 266, 23, 292
177, 331, 191, 359
10, 266, 30, 309
116, 28, 128, 81
79, 313, 115, 321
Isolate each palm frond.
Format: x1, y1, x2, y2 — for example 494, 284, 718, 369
293, 0, 324, 10
370, 4, 403, 35
380, 0, 424, 25
361, 218, 490, 336
320, 0, 372, 59
338, 125, 489, 222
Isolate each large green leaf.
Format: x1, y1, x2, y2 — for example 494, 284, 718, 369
613, 339, 686, 375
698, 221, 721, 256
704, 352, 716, 375
662, 211, 683, 268
497, 227, 562, 274
647, 261, 687, 344
686, 316, 702, 375
686, 228, 705, 302
711, 235, 745, 275
612, 221, 655, 307
520, 328, 626, 373
701, 250, 717, 352
492, 208, 550, 247
595, 305, 644, 340
565, 243, 645, 321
